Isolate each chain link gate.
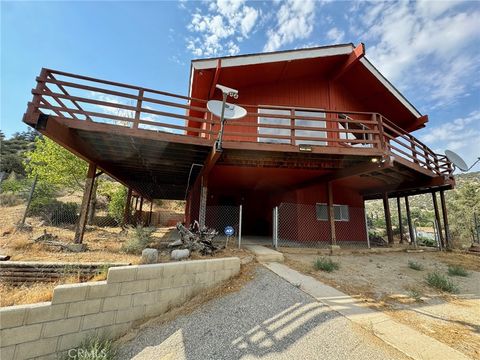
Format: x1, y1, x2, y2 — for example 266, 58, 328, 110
205, 205, 242, 248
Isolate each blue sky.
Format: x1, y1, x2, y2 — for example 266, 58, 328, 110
1, 0, 479, 166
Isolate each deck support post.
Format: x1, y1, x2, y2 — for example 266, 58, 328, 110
432, 192, 445, 249
397, 197, 404, 243
440, 190, 451, 248
405, 196, 416, 247
139, 196, 144, 225
327, 182, 337, 246
383, 193, 394, 245
74, 163, 96, 244
199, 177, 208, 228
148, 200, 153, 226
122, 188, 133, 226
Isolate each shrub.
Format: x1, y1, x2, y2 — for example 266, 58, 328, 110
447, 265, 468, 277
0, 178, 31, 197
121, 225, 155, 254
426, 272, 458, 293
313, 257, 340, 272
0, 192, 22, 206
28, 198, 78, 225
407, 288, 423, 302
63, 335, 116, 360
408, 260, 423, 271
105, 186, 127, 223
417, 236, 436, 247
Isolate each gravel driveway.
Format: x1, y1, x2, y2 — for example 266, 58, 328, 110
117, 267, 408, 360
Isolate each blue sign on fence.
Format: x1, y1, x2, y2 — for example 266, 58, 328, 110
224, 226, 235, 237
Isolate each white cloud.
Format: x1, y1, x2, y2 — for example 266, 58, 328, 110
263, 0, 316, 52
326, 27, 344, 43
186, 0, 259, 57
358, 1, 480, 109
420, 110, 480, 167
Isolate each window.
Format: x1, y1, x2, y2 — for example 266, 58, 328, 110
294, 110, 327, 146
257, 108, 327, 145
316, 203, 349, 221
257, 108, 290, 144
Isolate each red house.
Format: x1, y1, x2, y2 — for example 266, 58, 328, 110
23, 43, 454, 247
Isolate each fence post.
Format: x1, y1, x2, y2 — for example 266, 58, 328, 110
19, 174, 38, 228
364, 207, 371, 249
273, 206, 279, 249
238, 204, 242, 249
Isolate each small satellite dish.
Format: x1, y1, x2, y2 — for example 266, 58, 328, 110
207, 100, 247, 120
445, 150, 480, 172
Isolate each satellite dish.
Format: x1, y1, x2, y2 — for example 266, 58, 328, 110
207, 100, 247, 120
445, 150, 480, 172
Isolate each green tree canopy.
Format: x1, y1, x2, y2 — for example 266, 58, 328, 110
24, 137, 88, 191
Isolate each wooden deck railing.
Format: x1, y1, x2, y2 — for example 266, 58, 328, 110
25, 68, 453, 177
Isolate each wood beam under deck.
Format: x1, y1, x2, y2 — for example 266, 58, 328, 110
383, 193, 394, 245
432, 192, 445, 249
362, 176, 455, 200
440, 190, 451, 248
74, 163, 96, 244
405, 196, 416, 246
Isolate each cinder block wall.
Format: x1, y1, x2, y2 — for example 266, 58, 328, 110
0, 257, 240, 360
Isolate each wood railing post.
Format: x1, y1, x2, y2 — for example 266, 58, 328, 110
133, 88, 144, 129
290, 109, 295, 145
376, 114, 386, 152
411, 137, 419, 164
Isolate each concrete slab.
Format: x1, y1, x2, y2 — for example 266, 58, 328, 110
245, 245, 284, 263
264, 262, 471, 360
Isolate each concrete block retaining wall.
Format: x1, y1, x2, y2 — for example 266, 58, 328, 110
0, 257, 240, 360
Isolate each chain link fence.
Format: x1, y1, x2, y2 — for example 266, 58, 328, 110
274, 203, 371, 248
205, 205, 242, 247
0, 173, 185, 245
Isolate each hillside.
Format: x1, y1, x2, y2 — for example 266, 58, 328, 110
366, 171, 480, 247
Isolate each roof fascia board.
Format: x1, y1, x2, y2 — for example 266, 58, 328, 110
191, 44, 354, 70
359, 57, 422, 118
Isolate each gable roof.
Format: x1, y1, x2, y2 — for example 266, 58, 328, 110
189, 43, 422, 120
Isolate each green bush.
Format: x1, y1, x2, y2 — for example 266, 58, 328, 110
408, 260, 424, 271
28, 198, 78, 225
0, 178, 31, 196
63, 335, 116, 360
426, 272, 458, 293
0, 192, 23, 207
313, 257, 340, 272
447, 265, 468, 277
108, 186, 127, 223
417, 236, 436, 247
121, 225, 155, 254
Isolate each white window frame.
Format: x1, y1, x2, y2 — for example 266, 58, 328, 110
316, 203, 350, 222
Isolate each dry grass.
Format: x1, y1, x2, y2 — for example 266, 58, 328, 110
0, 275, 81, 307
285, 251, 480, 359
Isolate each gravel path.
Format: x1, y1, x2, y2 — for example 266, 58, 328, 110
117, 267, 408, 360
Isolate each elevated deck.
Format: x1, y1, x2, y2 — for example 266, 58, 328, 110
23, 69, 454, 200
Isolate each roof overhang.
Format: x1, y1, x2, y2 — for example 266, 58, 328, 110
188, 43, 424, 125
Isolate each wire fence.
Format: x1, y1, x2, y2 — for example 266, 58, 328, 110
275, 203, 371, 248
0, 174, 185, 245
205, 205, 242, 247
